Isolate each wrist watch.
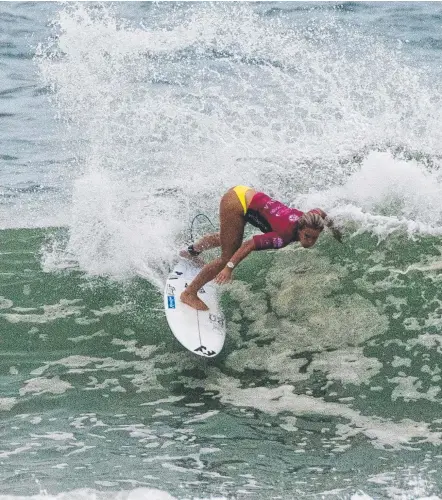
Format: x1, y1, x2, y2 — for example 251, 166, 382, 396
226, 261, 235, 269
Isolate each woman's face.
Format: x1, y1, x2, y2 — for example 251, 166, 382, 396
298, 227, 322, 248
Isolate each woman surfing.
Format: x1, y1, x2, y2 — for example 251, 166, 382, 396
180, 186, 342, 311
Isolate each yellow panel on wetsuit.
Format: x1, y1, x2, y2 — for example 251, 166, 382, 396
233, 185, 252, 215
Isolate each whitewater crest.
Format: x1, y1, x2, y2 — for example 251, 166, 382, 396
35, 3, 442, 282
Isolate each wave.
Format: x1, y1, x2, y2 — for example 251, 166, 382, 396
34, 3, 442, 287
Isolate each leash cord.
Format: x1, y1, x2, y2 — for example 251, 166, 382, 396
190, 213, 217, 242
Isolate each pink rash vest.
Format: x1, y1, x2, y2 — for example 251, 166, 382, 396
245, 192, 322, 251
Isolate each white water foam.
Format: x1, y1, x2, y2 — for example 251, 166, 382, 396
295, 150, 442, 239
209, 375, 442, 451
36, 3, 442, 284
0, 490, 437, 500
0, 490, 179, 500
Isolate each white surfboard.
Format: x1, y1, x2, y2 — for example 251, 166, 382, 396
164, 259, 226, 358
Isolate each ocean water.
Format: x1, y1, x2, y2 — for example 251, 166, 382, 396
2, 2, 442, 499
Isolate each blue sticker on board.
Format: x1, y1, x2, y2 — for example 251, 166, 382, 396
167, 296, 176, 309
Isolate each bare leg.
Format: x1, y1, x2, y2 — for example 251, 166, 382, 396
192, 233, 221, 252
179, 232, 221, 264
181, 190, 245, 310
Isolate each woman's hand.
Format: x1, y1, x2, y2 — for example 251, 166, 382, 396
331, 227, 343, 243
324, 216, 343, 243
214, 267, 233, 284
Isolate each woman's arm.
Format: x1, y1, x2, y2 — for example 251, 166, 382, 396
214, 239, 256, 284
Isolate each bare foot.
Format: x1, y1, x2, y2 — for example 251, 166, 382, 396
180, 290, 209, 311
179, 249, 205, 267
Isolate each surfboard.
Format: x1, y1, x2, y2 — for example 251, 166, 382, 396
164, 259, 226, 358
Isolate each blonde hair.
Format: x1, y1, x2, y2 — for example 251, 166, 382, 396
298, 212, 324, 231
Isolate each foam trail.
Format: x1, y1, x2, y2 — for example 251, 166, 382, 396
295, 151, 442, 239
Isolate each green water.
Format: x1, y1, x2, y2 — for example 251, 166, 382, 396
1, 228, 442, 498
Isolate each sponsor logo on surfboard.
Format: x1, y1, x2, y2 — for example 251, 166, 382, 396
166, 284, 176, 296
184, 283, 206, 293
194, 345, 217, 356
167, 296, 176, 308
209, 313, 225, 329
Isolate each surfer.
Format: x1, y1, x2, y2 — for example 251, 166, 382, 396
180, 186, 342, 311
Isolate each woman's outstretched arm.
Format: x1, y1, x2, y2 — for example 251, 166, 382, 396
311, 208, 343, 243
